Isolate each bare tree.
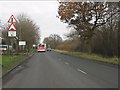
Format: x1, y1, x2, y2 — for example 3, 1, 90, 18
16, 14, 40, 52
58, 1, 120, 52
43, 34, 62, 49
2, 14, 40, 53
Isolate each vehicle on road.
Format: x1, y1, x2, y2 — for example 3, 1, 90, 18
0, 45, 9, 55
0, 45, 8, 51
47, 48, 52, 51
37, 43, 46, 52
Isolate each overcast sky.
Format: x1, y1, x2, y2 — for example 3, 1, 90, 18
0, 1, 68, 42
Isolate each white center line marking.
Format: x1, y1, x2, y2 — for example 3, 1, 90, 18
77, 68, 87, 74
59, 58, 61, 60
65, 62, 69, 65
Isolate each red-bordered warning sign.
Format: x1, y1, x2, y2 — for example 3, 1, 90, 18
8, 23, 16, 31
8, 15, 17, 23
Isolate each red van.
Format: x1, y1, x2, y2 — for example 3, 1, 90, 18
37, 44, 46, 52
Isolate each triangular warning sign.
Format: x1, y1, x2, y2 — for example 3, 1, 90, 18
8, 23, 16, 31
8, 15, 17, 23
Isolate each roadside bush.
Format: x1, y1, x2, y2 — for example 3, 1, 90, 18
56, 40, 79, 51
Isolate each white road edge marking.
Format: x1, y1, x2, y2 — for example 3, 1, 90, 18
65, 62, 69, 65
77, 68, 87, 74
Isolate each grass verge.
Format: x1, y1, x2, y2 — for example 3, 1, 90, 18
1, 55, 27, 75
54, 49, 119, 65
0, 49, 36, 76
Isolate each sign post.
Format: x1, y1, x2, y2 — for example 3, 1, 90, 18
8, 15, 17, 37
7, 15, 17, 54
19, 41, 26, 52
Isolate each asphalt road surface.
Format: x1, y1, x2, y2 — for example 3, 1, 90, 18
3, 51, 118, 88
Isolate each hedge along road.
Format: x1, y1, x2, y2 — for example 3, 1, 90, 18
3, 51, 118, 88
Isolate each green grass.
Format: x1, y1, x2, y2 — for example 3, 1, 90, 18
0, 49, 36, 76
0, 56, 2, 76
30, 49, 36, 54
54, 49, 119, 65
1, 55, 27, 75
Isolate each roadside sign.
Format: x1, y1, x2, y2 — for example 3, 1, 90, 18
33, 44, 36, 47
8, 23, 16, 31
8, 15, 17, 37
8, 45, 13, 50
8, 15, 17, 23
8, 31, 16, 37
19, 41, 26, 45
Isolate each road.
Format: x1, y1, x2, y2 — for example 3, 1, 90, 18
3, 51, 118, 88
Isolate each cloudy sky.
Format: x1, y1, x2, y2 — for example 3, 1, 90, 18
0, 1, 68, 42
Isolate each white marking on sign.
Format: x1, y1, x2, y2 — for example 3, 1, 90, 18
8, 23, 16, 31
8, 31, 16, 37
77, 68, 87, 74
8, 15, 17, 23
19, 41, 26, 45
